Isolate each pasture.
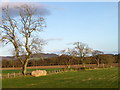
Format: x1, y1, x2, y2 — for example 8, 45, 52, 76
2, 67, 118, 88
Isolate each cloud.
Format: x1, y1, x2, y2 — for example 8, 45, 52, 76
45, 38, 63, 42
43, 49, 62, 55
66, 42, 74, 45
2, 0, 10, 2
2, 2, 51, 17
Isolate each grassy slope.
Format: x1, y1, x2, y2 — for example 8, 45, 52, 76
2, 68, 118, 88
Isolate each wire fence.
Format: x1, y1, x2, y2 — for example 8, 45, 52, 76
2, 68, 79, 79
2, 72, 27, 79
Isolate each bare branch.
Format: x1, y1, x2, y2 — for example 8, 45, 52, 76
1, 4, 47, 75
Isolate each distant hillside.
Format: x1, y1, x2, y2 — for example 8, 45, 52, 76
1, 53, 59, 60
0, 56, 15, 60
31, 53, 58, 58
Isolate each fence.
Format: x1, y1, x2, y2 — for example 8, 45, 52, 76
2, 72, 23, 79
47, 68, 77, 75
2, 68, 78, 79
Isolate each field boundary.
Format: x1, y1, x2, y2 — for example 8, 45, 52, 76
2, 68, 79, 79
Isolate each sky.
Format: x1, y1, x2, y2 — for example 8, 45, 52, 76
0, 1, 118, 56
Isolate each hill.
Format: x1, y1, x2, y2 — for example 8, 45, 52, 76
1, 53, 59, 60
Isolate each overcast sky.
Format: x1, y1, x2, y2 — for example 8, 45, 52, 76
0, 1, 118, 56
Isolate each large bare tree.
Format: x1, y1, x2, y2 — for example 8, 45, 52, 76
73, 42, 91, 67
0, 4, 47, 75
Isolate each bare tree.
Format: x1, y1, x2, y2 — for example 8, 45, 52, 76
0, 4, 46, 75
92, 50, 104, 67
61, 48, 77, 68
73, 42, 91, 67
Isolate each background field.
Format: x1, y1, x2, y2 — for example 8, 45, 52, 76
2, 67, 118, 88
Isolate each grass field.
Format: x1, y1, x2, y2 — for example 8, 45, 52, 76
2, 67, 118, 88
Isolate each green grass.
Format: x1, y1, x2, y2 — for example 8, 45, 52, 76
2, 67, 118, 88
2, 68, 63, 74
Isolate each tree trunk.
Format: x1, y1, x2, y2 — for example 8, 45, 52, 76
97, 61, 100, 67
78, 60, 80, 65
102, 63, 105, 68
83, 63, 85, 67
12, 65, 14, 68
22, 62, 28, 75
68, 65, 71, 69
66, 64, 71, 69
110, 65, 113, 68
81, 58, 85, 67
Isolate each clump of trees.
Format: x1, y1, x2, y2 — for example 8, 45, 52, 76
59, 42, 92, 68
99, 54, 115, 68
61, 48, 77, 68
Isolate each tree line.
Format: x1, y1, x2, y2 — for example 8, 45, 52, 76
2, 54, 119, 68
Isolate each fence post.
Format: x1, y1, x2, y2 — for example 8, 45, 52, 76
49, 71, 51, 74
47, 71, 49, 74
59, 69, 61, 72
54, 70, 56, 74
48, 71, 50, 74
7, 73, 9, 78
19, 72, 21, 76
13, 73, 15, 78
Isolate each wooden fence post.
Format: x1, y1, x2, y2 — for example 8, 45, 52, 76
54, 70, 56, 74
18, 72, 20, 77
48, 71, 51, 74
13, 73, 15, 78
7, 73, 9, 78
